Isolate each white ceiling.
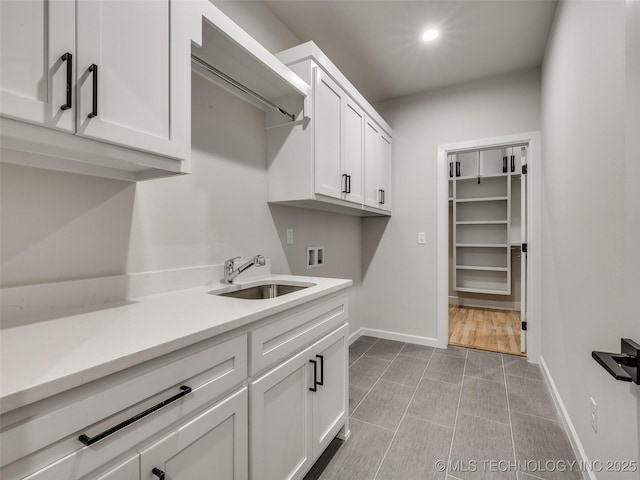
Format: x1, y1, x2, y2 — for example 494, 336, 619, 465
264, 0, 558, 102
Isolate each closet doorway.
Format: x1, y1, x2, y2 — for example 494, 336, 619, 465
437, 133, 540, 358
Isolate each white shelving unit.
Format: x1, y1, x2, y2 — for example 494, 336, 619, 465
449, 146, 526, 295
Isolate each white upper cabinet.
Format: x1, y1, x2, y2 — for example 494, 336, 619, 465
314, 69, 344, 199
364, 118, 392, 212
343, 98, 365, 205
0, 0, 189, 181
75, 0, 186, 159
0, 0, 75, 132
267, 41, 392, 216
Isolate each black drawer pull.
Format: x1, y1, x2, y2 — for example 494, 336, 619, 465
316, 354, 324, 386
88, 64, 98, 118
152, 468, 165, 479
456, 161, 461, 177
309, 359, 318, 392
78, 385, 192, 446
502, 156, 507, 173
60, 53, 72, 111
511, 155, 515, 173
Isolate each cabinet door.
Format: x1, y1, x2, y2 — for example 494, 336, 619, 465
0, 0, 75, 132
378, 132, 392, 211
24, 454, 139, 480
76, 0, 186, 159
139, 388, 248, 480
364, 117, 380, 208
311, 324, 348, 459
314, 68, 344, 199
91, 455, 140, 480
250, 347, 313, 480
343, 98, 364, 205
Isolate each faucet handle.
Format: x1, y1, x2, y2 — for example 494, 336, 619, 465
225, 256, 241, 268
255, 255, 266, 266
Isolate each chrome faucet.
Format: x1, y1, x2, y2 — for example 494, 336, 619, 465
222, 254, 266, 284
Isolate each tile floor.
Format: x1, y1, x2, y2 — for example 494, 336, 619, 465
304, 337, 583, 480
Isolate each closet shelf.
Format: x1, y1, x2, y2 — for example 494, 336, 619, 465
453, 173, 510, 181
455, 287, 510, 296
455, 196, 508, 203
456, 244, 509, 248
456, 220, 508, 225
455, 265, 508, 272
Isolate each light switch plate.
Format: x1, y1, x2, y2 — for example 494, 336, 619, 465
418, 232, 426, 245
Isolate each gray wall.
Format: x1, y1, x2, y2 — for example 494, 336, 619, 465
364, 68, 541, 340
541, 0, 639, 475
0, 1, 364, 329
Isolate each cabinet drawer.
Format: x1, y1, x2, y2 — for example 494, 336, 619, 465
1, 334, 247, 479
249, 292, 348, 376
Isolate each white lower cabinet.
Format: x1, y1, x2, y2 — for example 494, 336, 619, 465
250, 323, 348, 480
4, 294, 350, 480
140, 387, 248, 480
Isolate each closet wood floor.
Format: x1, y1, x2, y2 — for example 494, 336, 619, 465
448, 305, 524, 356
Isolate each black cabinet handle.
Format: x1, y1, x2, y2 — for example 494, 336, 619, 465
347, 175, 351, 194
60, 53, 72, 111
449, 162, 453, 178
342, 174, 348, 194
511, 155, 515, 173
316, 354, 324, 386
503, 156, 507, 173
88, 64, 98, 118
152, 468, 165, 480
456, 161, 461, 177
309, 359, 318, 392
78, 385, 192, 446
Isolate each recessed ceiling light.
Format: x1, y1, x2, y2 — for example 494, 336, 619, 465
421, 29, 440, 42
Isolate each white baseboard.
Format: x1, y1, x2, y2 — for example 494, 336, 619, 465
349, 327, 363, 344
539, 356, 594, 480
449, 295, 520, 311
354, 327, 442, 348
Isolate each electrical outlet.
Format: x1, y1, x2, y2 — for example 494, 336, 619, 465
418, 232, 426, 245
590, 397, 597, 433
286, 228, 293, 245
306, 246, 324, 268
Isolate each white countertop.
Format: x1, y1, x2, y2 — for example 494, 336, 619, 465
0, 274, 352, 413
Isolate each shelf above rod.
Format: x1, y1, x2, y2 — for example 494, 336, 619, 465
192, 54, 295, 121
456, 244, 509, 248
455, 196, 508, 203
455, 265, 508, 272
456, 220, 508, 225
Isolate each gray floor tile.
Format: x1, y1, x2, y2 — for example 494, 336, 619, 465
407, 378, 461, 427
506, 375, 559, 421
351, 379, 414, 430
317, 418, 394, 480
511, 412, 582, 480
424, 353, 466, 385
503, 356, 543, 380
459, 377, 510, 424
465, 350, 505, 384
350, 339, 374, 365
450, 413, 516, 480
349, 355, 390, 389
358, 335, 379, 344
349, 384, 369, 414
376, 416, 453, 480
364, 339, 406, 361
400, 343, 435, 360
382, 353, 429, 386
435, 345, 468, 358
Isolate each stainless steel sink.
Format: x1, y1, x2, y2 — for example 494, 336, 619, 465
217, 283, 311, 300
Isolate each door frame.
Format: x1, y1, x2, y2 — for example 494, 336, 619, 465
437, 131, 542, 361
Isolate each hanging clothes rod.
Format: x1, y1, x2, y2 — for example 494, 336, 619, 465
191, 54, 295, 122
